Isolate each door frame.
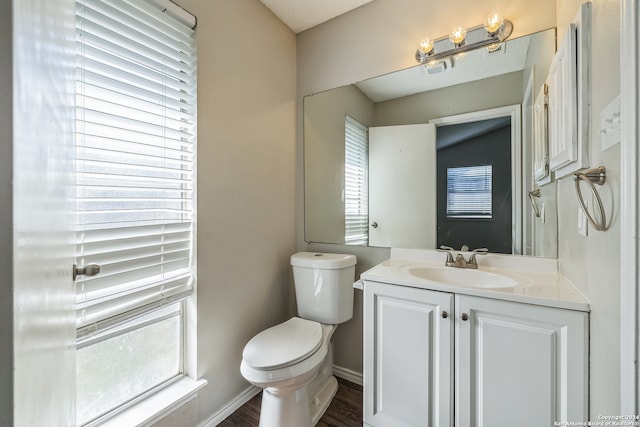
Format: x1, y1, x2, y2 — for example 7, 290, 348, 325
521, 72, 536, 256
620, 0, 640, 414
429, 104, 523, 255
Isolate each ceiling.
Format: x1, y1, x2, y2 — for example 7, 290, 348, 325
260, 0, 374, 33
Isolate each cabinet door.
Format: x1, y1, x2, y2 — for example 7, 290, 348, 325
547, 3, 591, 179
364, 281, 453, 427
547, 23, 577, 173
455, 295, 588, 427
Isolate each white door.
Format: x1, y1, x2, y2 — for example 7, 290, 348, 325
369, 124, 436, 248
364, 281, 453, 427
12, 0, 77, 425
455, 295, 588, 427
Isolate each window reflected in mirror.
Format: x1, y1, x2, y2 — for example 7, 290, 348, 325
446, 165, 493, 219
344, 116, 369, 246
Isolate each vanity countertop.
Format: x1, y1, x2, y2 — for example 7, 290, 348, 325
359, 248, 590, 312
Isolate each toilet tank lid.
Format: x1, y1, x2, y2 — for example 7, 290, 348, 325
291, 252, 356, 269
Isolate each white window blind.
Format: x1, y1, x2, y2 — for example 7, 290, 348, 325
75, 0, 196, 339
446, 165, 493, 218
344, 116, 369, 245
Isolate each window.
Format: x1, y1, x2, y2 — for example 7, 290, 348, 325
344, 116, 369, 245
446, 165, 493, 218
75, 0, 196, 424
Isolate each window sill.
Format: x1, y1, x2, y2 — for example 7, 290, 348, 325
100, 376, 207, 427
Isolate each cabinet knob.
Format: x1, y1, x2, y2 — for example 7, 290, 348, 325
441, 310, 448, 319
461, 313, 469, 321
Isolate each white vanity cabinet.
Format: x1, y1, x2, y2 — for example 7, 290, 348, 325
363, 281, 588, 427
363, 281, 453, 427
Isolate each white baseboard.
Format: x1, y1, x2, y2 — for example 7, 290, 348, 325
200, 385, 261, 427
332, 365, 363, 386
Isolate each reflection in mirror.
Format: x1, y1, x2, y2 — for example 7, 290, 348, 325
434, 113, 515, 254
304, 28, 558, 258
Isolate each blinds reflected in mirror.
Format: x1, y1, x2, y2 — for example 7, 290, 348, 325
446, 165, 493, 218
344, 116, 369, 245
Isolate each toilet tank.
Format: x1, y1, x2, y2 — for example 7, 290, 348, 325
290, 252, 357, 325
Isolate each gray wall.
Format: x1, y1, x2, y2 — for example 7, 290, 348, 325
297, 0, 622, 417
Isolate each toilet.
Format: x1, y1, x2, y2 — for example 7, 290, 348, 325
240, 252, 357, 427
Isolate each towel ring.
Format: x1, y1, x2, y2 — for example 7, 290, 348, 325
528, 189, 541, 218
574, 166, 608, 231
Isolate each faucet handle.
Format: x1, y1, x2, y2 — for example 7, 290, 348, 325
460, 245, 469, 252
437, 246, 455, 264
468, 248, 488, 268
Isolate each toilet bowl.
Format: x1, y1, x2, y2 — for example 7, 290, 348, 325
240, 318, 338, 427
240, 252, 356, 427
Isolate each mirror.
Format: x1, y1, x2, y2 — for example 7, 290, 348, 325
304, 28, 558, 258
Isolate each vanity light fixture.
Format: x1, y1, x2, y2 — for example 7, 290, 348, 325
415, 16, 513, 64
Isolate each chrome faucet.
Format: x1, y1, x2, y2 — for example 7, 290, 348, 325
438, 245, 488, 269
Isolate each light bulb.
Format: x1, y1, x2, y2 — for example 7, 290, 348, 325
419, 37, 434, 55
485, 12, 504, 35
449, 26, 467, 46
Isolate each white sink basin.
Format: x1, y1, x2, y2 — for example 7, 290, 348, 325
405, 266, 518, 288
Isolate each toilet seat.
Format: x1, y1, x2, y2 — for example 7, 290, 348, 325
242, 317, 323, 370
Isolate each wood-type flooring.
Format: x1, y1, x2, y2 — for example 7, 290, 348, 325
218, 377, 363, 427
